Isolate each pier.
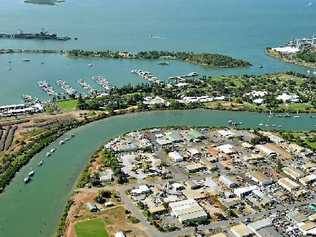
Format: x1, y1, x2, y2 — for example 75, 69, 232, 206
131, 69, 160, 84
91, 76, 111, 92
56, 80, 78, 97
78, 80, 98, 97
37, 81, 58, 97
168, 72, 199, 81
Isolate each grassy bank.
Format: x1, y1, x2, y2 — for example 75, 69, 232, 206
75, 218, 109, 237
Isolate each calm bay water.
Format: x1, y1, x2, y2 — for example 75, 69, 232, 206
0, 0, 316, 104
0, 110, 315, 237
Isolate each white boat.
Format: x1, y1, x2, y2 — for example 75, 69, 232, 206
38, 160, 43, 166
24, 177, 31, 183
46, 152, 51, 157
50, 148, 56, 153
59, 140, 65, 145
28, 170, 35, 177
259, 123, 264, 126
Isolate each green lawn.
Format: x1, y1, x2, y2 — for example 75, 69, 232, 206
56, 99, 78, 111
75, 218, 109, 237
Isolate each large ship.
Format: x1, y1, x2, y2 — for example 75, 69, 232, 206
0, 30, 71, 41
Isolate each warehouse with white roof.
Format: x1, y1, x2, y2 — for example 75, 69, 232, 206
169, 199, 208, 224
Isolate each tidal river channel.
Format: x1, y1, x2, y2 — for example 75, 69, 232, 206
0, 110, 315, 237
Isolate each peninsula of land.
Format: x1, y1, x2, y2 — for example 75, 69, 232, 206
266, 35, 316, 69
0, 48, 252, 68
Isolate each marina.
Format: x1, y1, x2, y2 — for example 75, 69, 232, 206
56, 80, 78, 98
37, 80, 58, 97
77, 79, 97, 97
91, 75, 111, 92
131, 69, 161, 83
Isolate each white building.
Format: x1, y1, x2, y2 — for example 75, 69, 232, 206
115, 232, 126, 237
217, 144, 235, 154
282, 166, 304, 180
278, 178, 300, 192
272, 46, 300, 55
219, 175, 237, 188
234, 185, 258, 198
168, 151, 184, 162
255, 145, 276, 157
300, 174, 316, 186
131, 185, 151, 196
276, 93, 299, 103
230, 223, 255, 237
169, 199, 208, 224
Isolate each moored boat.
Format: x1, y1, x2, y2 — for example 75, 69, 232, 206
24, 176, 31, 183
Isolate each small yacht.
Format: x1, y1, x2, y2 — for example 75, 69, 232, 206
23, 58, 31, 62
24, 176, 31, 183
28, 170, 35, 177
46, 152, 51, 157
88, 63, 93, 67
38, 160, 43, 166
70, 133, 75, 138
59, 140, 65, 145
259, 123, 264, 126
50, 148, 56, 153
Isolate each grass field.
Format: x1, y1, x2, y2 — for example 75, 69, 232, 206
75, 218, 109, 237
56, 99, 78, 111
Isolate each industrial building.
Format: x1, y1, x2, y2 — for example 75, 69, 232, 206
169, 199, 208, 224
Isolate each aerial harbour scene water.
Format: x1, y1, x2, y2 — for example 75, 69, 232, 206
0, 1, 316, 237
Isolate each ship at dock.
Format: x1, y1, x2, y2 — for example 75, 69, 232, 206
0, 30, 71, 41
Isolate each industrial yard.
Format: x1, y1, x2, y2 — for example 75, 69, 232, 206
65, 127, 316, 237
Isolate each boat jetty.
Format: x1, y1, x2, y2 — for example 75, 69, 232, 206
22, 94, 39, 104
78, 79, 98, 97
38, 80, 58, 97
91, 76, 111, 92
0, 30, 71, 41
168, 72, 199, 81
131, 69, 160, 84
56, 80, 78, 97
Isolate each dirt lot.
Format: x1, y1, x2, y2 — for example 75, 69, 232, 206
65, 189, 148, 237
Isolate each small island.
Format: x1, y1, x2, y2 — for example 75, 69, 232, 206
266, 35, 316, 69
